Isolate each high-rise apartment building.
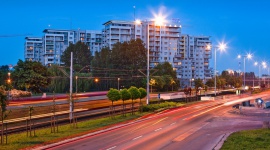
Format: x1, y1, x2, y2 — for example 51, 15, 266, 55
142, 21, 181, 68
174, 35, 212, 87
25, 29, 102, 66
102, 20, 138, 49
24, 37, 43, 62
102, 20, 181, 68
24, 19, 212, 87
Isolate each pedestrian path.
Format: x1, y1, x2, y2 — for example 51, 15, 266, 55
4, 108, 88, 124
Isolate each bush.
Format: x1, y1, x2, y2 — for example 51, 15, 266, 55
251, 89, 262, 94
10, 89, 32, 98
140, 101, 178, 112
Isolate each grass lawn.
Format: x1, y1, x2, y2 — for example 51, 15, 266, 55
221, 128, 270, 150
0, 113, 146, 150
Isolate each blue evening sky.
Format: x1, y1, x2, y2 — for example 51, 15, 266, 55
0, 0, 269, 76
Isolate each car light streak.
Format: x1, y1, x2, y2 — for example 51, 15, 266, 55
170, 122, 176, 126
154, 128, 162, 132
173, 104, 220, 120
183, 105, 223, 121
106, 146, 116, 150
152, 117, 168, 125
133, 135, 142, 140
173, 123, 208, 142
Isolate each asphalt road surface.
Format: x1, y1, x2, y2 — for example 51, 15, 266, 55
36, 92, 270, 150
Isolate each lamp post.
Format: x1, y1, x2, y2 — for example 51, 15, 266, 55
117, 78, 120, 90
238, 53, 252, 88
7, 72, 11, 99
190, 78, 194, 88
136, 16, 165, 105
254, 61, 266, 87
146, 22, 150, 105
75, 76, 78, 93
208, 43, 227, 96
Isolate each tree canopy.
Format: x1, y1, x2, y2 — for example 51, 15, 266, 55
12, 60, 51, 93
152, 62, 179, 91
61, 41, 92, 68
91, 39, 147, 90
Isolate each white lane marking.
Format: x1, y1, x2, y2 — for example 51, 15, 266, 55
133, 135, 142, 140
106, 146, 116, 150
170, 122, 176, 126
155, 128, 162, 132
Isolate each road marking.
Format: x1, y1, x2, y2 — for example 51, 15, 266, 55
106, 146, 116, 150
173, 123, 209, 142
133, 135, 142, 140
170, 122, 176, 126
155, 128, 162, 132
152, 117, 168, 125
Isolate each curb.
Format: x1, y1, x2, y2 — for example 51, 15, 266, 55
213, 132, 233, 150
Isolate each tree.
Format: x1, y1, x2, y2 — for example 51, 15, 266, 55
205, 79, 214, 88
128, 86, 140, 114
0, 86, 8, 144
153, 62, 179, 91
107, 88, 121, 117
0, 65, 10, 87
194, 78, 204, 95
170, 78, 176, 91
61, 41, 92, 68
138, 87, 147, 112
12, 60, 51, 93
120, 88, 131, 116
149, 78, 156, 93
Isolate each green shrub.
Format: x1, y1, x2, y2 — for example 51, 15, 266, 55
140, 101, 178, 112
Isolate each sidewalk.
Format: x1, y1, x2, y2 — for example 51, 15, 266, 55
4, 108, 88, 124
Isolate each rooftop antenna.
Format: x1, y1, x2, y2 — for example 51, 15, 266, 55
133, 6, 136, 21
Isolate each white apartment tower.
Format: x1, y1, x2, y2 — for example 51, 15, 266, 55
102, 20, 138, 49
174, 35, 212, 87
24, 19, 212, 88
43, 29, 74, 65
75, 30, 102, 55
102, 20, 181, 68
141, 21, 181, 68
25, 29, 102, 66
24, 37, 43, 62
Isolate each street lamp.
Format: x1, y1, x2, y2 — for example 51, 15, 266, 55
75, 76, 78, 93
208, 42, 227, 96
137, 16, 165, 105
7, 72, 11, 99
190, 78, 194, 88
117, 78, 120, 90
237, 53, 252, 88
254, 61, 267, 87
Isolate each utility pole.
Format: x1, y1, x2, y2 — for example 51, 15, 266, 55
69, 52, 73, 121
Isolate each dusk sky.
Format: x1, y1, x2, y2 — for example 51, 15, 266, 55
1, 0, 270, 76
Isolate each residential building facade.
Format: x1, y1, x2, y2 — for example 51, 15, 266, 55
174, 35, 212, 87
24, 37, 43, 62
25, 29, 102, 66
24, 20, 212, 88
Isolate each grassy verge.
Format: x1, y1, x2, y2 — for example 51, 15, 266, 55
221, 128, 270, 150
0, 113, 146, 150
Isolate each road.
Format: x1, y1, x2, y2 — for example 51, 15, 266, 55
36, 92, 270, 150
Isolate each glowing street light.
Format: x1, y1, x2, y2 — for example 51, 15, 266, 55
75, 76, 78, 93
254, 61, 267, 87
207, 42, 227, 96
238, 53, 252, 88
136, 15, 165, 105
